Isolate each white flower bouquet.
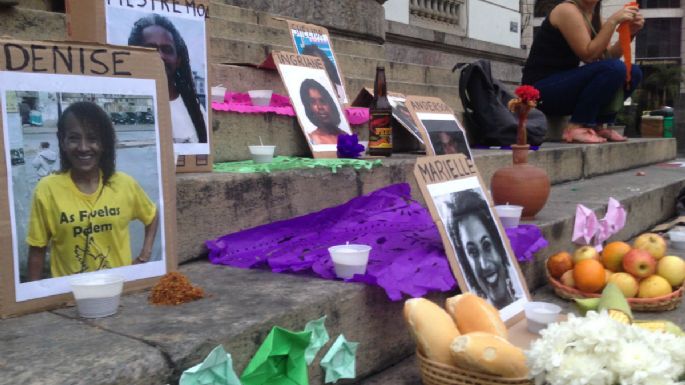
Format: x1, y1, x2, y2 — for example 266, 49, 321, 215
526, 311, 685, 385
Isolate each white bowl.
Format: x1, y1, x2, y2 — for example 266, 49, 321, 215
70, 273, 125, 318
668, 230, 685, 250
524, 301, 561, 334
248, 145, 276, 164
328, 244, 371, 279
494, 204, 523, 228
248, 90, 273, 106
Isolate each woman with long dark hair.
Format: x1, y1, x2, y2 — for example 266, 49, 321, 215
522, 0, 644, 143
128, 14, 207, 143
446, 190, 518, 309
26, 102, 158, 280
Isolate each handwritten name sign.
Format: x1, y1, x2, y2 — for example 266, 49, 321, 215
273, 51, 325, 70
409, 98, 452, 114
106, 0, 208, 17
1, 43, 132, 75
414, 154, 478, 185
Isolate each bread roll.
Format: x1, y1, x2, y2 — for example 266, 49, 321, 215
445, 293, 508, 339
449, 332, 528, 378
403, 298, 460, 365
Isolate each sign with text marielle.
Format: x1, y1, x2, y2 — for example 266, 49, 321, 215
66, 0, 212, 173
413, 154, 530, 323
0, 38, 177, 318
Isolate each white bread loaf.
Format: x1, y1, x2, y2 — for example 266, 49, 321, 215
403, 298, 461, 365
445, 293, 508, 339
449, 332, 529, 378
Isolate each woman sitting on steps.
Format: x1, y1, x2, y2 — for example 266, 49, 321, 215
522, 0, 644, 143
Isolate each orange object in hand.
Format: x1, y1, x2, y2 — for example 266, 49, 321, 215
618, 2, 638, 84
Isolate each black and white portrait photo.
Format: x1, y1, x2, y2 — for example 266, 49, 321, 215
428, 176, 526, 320
417, 113, 472, 158
388, 95, 423, 143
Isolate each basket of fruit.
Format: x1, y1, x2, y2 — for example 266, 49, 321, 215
546, 234, 685, 312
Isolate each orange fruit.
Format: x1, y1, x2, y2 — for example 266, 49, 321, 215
601, 241, 631, 271
573, 259, 606, 293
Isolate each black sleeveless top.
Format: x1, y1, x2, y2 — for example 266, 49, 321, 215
522, 17, 581, 85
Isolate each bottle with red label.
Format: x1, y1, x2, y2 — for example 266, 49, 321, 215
368, 66, 392, 157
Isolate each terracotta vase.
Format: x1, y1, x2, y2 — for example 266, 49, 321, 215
490, 144, 550, 219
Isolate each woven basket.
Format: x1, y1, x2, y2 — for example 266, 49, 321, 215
416, 350, 534, 385
546, 266, 684, 312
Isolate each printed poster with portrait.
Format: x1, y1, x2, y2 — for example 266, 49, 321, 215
287, 20, 348, 105
66, 0, 212, 172
413, 154, 530, 323
272, 51, 352, 158
405, 96, 472, 158
0, 38, 177, 317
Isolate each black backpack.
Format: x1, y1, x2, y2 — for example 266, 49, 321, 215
454, 60, 547, 146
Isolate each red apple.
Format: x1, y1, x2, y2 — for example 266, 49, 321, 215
622, 249, 657, 278
633, 233, 667, 260
547, 251, 574, 278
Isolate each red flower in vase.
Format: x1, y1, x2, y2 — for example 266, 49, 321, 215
508, 85, 541, 146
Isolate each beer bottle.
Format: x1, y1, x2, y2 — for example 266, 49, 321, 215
368, 66, 392, 157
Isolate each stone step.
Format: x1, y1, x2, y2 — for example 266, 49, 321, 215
209, 36, 459, 86
0, 6, 66, 41
208, 16, 386, 61
178, 139, 676, 265
4, 160, 685, 385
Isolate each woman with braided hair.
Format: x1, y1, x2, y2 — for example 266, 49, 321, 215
128, 14, 207, 144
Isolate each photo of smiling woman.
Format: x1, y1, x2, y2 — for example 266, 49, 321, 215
432, 185, 525, 311
26, 102, 159, 281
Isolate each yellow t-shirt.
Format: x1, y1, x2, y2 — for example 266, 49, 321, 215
26, 171, 157, 277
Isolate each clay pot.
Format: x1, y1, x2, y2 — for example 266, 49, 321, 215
490, 144, 550, 219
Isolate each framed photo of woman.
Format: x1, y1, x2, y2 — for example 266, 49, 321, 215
0, 38, 176, 317
413, 154, 530, 322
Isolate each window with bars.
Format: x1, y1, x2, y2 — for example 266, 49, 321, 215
635, 18, 682, 60
639, 0, 680, 8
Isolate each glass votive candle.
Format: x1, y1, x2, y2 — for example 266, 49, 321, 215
494, 204, 523, 228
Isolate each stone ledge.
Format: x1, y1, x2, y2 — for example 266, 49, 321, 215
178, 139, 676, 263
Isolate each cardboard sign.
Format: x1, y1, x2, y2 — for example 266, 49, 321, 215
0, 38, 177, 317
352, 88, 424, 145
272, 51, 352, 158
413, 154, 530, 323
406, 96, 472, 159
287, 20, 348, 105
66, 0, 212, 173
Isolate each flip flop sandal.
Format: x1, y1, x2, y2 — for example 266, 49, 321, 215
562, 128, 607, 144
595, 128, 627, 142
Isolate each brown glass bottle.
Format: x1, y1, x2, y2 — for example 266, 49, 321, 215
368, 66, 393, 156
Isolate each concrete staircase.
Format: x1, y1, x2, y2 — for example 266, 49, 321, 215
1, 2, 685, 385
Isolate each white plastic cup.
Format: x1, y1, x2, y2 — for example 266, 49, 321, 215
668, 230, 685, 249
211, 85, 227, 103
70, 273, 125, 318
328, 244, 372, 279
494, 204, 523, 228
248, 90, 273, 106
248, 145, 276, 163
524, 301, 562, 334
